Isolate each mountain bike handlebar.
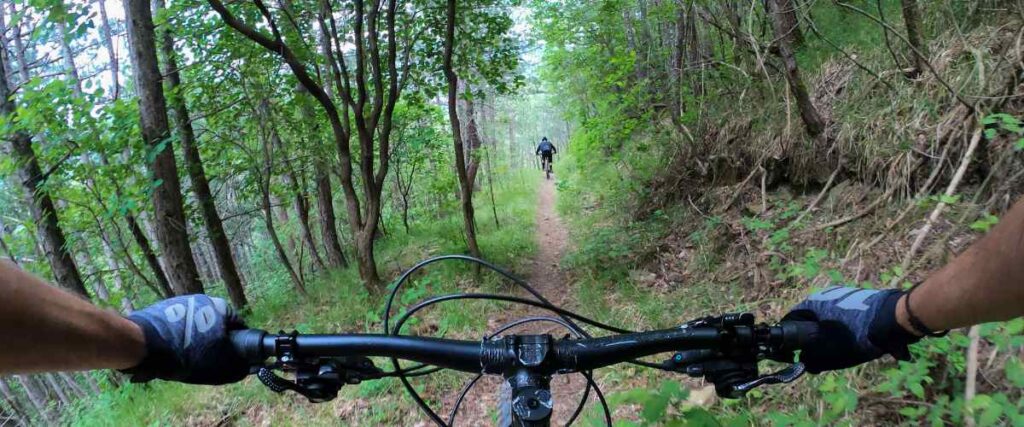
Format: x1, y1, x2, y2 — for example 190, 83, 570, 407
229, 314, 818, 415
232, 318, 815, 374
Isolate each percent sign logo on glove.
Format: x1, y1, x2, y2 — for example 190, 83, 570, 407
161, 296, 230, 348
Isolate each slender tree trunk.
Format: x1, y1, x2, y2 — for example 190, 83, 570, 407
125, 215, 173, 297
774, 0, 804, 46
444, 0, 482, 259
507, 114, 515, 168
0, 376, 27, 427
0, 52, 90, 299
124, 0, 204, 295
672, 1, 686, 119
464, 96, 483, 191
97, 225, 127, 299
259, 132, 305, 294
261, 188, 304, 294
314, 162, 348, 268
271, 133, 326, 272
13, 376, 50, 425
156, 0, 246, 307
6, 1, 28, 84
42, 374, 69, 409
769, 0, 825, 137
79, 248, 112, 303
899, 0, 926, 77
55, 21, 82, 95
96, 0, 120, 99
57, 373, 86, 400
484, 145, 500, 228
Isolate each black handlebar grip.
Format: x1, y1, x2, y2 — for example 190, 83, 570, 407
230, 329, 269, 362
779, 321, 819, 351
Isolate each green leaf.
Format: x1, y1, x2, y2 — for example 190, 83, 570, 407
969, 213, 999, 232
908, 382, 925, 399
899, 405, 926, 418
678, 408, 723, 427
1005, 358, 1024, 388
978, 404, 1004, 427
938, 194, 961, 204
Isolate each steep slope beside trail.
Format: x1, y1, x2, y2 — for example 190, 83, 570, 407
443, 176, 590, 425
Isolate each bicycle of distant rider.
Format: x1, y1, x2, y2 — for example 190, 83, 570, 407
540, 153, 553, 180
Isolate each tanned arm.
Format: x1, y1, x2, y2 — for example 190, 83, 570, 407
0, 261, 145, 373
897, 197, 1024, 334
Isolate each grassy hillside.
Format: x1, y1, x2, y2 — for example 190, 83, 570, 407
550, 3, 1024, 425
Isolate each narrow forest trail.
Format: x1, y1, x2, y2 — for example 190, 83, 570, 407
443, 175, 589, 426
525, 174, 572, 308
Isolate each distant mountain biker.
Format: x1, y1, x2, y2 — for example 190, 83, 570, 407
3, 197, 1024, 384
536, 137, 556, 172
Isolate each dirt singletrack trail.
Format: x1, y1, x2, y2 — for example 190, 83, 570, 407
443, 176, 589, 426
526, 175, 572, 308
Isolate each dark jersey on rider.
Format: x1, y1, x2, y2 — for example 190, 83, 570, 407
536, 140, 556, 158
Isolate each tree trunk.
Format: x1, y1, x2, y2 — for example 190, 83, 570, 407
461, 85, 483, 191
78, 248, 111, 303
0, 52, 89, 299
55, 20, 82, 95
295, 82, 347, 270
125, 214, 173, 297
314, 162, 348, 268
0, 5, 13, 89
156, 0, 247, 307
773, 0, 803, 46
444, 0, 482, 259
507, 113, 515, 168
57, 373, 86, 400
97, 225, 127, 301
768, 0, 824, 137
6, 1, 28, 84
124, 0, 204, 295
260, 131, 305, 294
271, 132, 326, 272
900, 0, 926, 77
42, 374, 69, 408
96, 0, 120, 99
13, 376, 50, 425
0, 377, 27, 427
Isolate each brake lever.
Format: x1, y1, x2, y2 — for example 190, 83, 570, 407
727, 362, 806, 396
255, 356, 383, 403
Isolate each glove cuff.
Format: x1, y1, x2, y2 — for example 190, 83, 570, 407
868, 290, 922, 361
120, 315, 181, 382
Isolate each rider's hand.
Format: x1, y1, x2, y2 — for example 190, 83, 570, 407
780, 286, 921, 374
121, 295, 250, 385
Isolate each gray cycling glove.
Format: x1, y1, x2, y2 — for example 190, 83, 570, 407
781, 286, 921, 373
122, 295, 249, 385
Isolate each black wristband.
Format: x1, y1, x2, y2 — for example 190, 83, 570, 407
905, 284, 949, 337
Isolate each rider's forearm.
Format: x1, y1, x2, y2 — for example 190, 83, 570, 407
900, 197, 1024, 333
0, 261, 145, 373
